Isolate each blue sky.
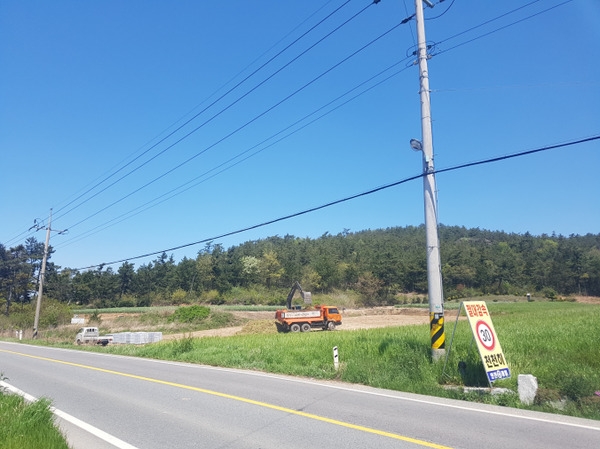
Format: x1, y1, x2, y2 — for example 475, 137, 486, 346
1, 0, 599, 270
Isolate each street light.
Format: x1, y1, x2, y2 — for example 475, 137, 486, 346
410, 138, 423, 152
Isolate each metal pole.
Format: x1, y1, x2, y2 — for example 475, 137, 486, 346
415, 0, 445, 360
33, 209, 52, 339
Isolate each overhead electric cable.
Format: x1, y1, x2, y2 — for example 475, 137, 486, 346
50, 0, 359, 225
48, 1, 339, 216
73, 134, 600, 270
0, 0, 527, 249
6, 0, 578, 251
426, 0, 457, 20
6, 2, 354, 246
402, 0, 417, 46
55, 0, 576, 246
434, 0, 571, 51
436, 0, 542, 44
3, 230, 34, 247
62, 17, 407, 233
437, 0, 572, 55
57, 59, 414, 249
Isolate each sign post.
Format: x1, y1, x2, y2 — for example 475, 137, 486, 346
463, 301, 511, 384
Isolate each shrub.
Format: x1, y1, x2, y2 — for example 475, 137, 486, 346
88, 310, 102, 324
542, 287, 558, 300
39, 300, 72, 328
200, 290, 221, 304
170, 335, 195, 356
136, 296, 152, 307
560, 375, 595, 402
534, 388, 561, 405
171, 288, 188, 305
170, 305, 210, 323
5, 308, 32, 330
117, 296, 136, 308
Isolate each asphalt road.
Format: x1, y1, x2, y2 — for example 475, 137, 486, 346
1, 341, 598, 449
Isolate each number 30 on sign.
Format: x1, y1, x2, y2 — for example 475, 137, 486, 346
463, 301, 511, 383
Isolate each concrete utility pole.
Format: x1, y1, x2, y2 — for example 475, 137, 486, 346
413, 0, 445, 360
33, 209, 53, 339
32, 210, 67, 338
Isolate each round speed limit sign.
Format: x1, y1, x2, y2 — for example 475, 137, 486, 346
475, 320, 496, 351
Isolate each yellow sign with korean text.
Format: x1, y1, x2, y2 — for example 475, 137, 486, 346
463, 301, 511, 382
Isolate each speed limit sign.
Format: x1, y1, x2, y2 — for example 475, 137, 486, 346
475, 320, 495, 351
463, 301, 510, 383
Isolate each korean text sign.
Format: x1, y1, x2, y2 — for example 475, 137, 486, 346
463, 301, 511, 382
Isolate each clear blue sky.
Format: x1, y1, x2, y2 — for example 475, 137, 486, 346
1, 0, 599, 270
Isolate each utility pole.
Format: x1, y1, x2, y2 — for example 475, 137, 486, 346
32, 209, 66, 339
413, 0, 445, 360
33, 210, 52, 338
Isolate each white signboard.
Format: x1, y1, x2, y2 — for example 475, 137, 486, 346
463, 301, 510, 382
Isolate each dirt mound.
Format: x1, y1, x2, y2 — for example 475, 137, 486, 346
163, 307, 437, 340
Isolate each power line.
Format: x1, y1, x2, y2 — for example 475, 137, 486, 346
435, 0, 542, 45
5, 3, 352, 247
55, 0, 580, 248
426, 0, 457, 21
60, 17, 407, 234
4, 0, 582, 252
436, 0, 573, 56
49, 0, 363, 226
8, 3, 404, 248
49, 2, 342, 218
72, 134, 600, 270
56, 59, 414, 250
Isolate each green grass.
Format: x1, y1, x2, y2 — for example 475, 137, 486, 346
31, 309, 244, 344
0, 391, 70, 449
211, 305, 281, 312
9, 300, 600, 420
81, 301, 600, 420
73, 306, 178, 314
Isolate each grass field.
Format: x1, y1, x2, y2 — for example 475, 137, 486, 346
2, 299, 597, 449
0, 390, 69, 449
72, 300, 600, 420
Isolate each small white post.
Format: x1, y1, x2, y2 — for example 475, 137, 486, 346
333, 346, 339, 371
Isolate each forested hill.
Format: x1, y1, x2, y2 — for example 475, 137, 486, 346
2, 225, 600, 309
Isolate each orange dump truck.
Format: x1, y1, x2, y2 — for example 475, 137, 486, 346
275, 305, 342, 332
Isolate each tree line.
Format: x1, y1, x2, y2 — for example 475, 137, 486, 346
1, 225, 599, 312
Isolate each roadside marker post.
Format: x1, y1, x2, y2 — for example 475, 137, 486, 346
333, 346, 339, 371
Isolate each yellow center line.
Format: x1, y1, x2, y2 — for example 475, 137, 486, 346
1, 348, 452, 449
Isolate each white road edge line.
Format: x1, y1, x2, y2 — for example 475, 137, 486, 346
4, 342, 600, 432
1, 381, 140, 449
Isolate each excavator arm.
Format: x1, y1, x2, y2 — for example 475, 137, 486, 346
286, 281, 311, 309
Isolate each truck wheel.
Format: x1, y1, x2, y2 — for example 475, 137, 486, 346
76, 339, 82, 345
327, 321, 336, 331
301, 323, 311, 332
290, 323, 301, 333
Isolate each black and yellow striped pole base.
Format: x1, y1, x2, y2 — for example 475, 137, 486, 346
430, 312, 445, 360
